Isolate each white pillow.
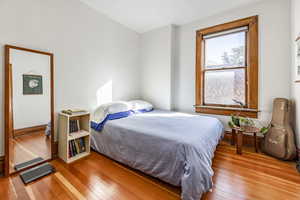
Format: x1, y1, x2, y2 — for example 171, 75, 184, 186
107, 101, 132, 114
92, 101, 131, 123
129, 100, 153, 111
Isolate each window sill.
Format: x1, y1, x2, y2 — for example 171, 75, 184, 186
194, 105, 258, 118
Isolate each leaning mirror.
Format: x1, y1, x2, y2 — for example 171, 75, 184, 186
4, 45, 54, 175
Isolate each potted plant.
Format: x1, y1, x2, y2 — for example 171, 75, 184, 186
228, 99, 269, 134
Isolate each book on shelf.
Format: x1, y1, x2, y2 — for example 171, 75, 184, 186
74, 140, 80, 154
69, 142, 73, 158
69, 119, 80, 134
79, 138, 85, 152
72, 140, 77, 155
68, 137, 86, 158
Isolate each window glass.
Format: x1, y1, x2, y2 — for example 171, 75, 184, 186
205, 31, 246, 69
204, 69, 246, 105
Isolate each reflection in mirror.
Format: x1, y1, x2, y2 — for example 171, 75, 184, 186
8, 47, 53, 174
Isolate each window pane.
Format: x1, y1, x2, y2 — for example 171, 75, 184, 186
204, 69, 246, 105
205, 31, 246, 69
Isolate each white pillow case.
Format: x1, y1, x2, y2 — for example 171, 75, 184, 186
92, 101, 132, 123
129, 100, 153, 111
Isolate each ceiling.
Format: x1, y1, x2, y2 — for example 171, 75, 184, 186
79, 0, 262, 33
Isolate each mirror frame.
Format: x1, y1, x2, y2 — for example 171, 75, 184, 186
4, 45, 55, 176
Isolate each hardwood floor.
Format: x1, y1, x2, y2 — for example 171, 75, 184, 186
9, 131, 51, 173
1, 141, 300, 200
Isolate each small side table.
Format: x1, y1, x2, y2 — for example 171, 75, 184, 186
231, 126, 260, 155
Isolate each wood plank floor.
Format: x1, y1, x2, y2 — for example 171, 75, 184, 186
9, 132, 51, 173
1, 141, 300, 200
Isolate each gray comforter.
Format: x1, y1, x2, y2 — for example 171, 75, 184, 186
91, 109, 224, 200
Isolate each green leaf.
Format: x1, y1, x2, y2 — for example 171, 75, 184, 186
228, 121, 234, 128
260, 127, 269, 134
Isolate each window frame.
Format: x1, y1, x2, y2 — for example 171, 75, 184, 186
195, 16, 258, 118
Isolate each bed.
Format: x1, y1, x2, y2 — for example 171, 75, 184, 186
91, 109, 224, 200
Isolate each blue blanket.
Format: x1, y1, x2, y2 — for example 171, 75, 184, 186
91, 108, 153, 131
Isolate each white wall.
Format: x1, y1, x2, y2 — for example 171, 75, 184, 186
171, 0, 291, 129
140, 25, 175, 110
139, 0, 291, 130
0, 0, 140, 155
11, 49, 51, 129
291, 0, 300, 148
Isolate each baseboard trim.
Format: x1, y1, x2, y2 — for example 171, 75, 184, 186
14, 124, 47, 138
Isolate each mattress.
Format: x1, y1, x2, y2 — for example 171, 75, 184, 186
91, 109, 224, 200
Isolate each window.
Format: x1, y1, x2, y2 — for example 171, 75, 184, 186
195, 16, 258, 118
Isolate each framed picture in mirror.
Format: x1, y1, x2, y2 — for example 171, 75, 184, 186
23, 74, 43, 95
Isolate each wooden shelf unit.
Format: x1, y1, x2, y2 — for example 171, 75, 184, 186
58, 112, 91, 163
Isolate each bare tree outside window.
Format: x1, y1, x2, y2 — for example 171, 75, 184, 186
222, 46, 245, 67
